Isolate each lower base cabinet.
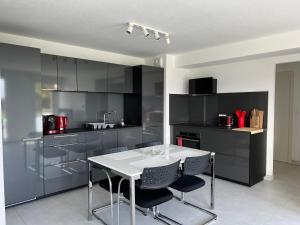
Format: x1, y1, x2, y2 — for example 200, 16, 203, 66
44, 160, 88, 195
43, 127, 142, 195
172, 125, 267, 186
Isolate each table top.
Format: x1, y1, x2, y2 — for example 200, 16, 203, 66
88, 144, 212, 179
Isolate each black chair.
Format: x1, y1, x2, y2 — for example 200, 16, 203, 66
119, 160, 182, 225
135, 141, 162, 148
170, 154, 217, 224
92, 147, 129, 225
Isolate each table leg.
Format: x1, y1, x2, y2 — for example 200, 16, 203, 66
88, 162, 93, 220
210, 153, 215, 209
130, 177, 136, 225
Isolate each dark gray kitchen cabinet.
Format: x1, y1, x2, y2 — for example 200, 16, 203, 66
0, 43, 44, 206
57, 56, 77, 91
141, 66, 164, 143
107, 63, 133, 93
44, 164, 73, 195
77, 59, 107, 92
172, 125, 266, 186
41, 54, 58, 90
201, 129, 250, 184
86, 131, 103, 157
43, 133, 87, 195
102, 130, 118, 152
118, 127, 142, 150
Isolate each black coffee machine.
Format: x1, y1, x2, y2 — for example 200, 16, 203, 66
43, 115, 59, 134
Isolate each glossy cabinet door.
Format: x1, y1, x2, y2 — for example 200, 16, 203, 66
141, 66, 164, 143
0, 43, 44, 205
41, 54, 58, 90
107, 63, 133, 93
103, 130, 118, 151
118, 127, 142, 149
201, 129, 250, 184
85, 131, 103, 157
57, 56, 77, 91
77, 59, 107, 92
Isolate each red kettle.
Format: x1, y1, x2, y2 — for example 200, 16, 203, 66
235, 109, 246, 128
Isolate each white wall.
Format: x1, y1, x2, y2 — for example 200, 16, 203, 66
0, 32, 144, 65
163, 55, 189, 144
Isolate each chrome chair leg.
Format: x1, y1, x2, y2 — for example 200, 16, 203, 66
117, 177, 127, 225
154, 206, 183, 225
173, 192, 217, 225
92, 169, 113, 225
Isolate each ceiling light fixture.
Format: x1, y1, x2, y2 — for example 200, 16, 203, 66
125, 22, 170, 44
126, 23, 134, 34
165, 34, 170, 45
154, 31, 160, 40
143, 27, 149, 37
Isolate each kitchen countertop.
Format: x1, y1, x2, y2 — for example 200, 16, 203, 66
43, 124, 141, 136
171, 123, 266, 133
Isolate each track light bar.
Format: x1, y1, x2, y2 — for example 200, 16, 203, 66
126, 22, 170, 44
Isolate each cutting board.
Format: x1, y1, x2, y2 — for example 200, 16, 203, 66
232, 127, 264, 134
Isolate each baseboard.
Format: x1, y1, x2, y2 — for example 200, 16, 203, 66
264, 175, 274, 181
291, 160, 300, 166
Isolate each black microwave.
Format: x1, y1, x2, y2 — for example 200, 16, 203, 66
189, 77, 217, 95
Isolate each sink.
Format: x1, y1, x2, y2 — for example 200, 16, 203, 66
87, 122, 115, 130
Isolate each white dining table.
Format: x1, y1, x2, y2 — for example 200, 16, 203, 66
87, 144, 215, 225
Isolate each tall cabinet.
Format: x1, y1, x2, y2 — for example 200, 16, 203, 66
0, 43, 44, 206
125, 66, 164, 143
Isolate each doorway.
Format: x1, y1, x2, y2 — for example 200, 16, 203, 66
274, 62, 300, 180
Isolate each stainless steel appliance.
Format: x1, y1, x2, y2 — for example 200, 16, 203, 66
176, 132, 200, 149
218, 113, 233, 127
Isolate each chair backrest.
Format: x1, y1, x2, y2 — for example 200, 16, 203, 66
183, 154, 211, 176
140, 160, 180, 190
102, 146, 128, 155
135, 141, 162, 148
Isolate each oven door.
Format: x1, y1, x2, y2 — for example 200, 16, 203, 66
176, 136, 200, 149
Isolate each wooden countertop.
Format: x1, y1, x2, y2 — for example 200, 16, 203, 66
232, 127, 264, 134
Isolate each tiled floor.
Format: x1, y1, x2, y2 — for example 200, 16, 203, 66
5, 161, 300, 225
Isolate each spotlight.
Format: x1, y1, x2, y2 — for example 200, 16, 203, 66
143, 27, 149, 37
165, 34, 170, 45
126, 23, 134, 34
154, 31, 160, 40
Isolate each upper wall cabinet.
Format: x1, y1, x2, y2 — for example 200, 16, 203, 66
107, 63, 133, 93
41, 54, 58, 90
57, 56, 77, 91
77, 59, 107, 92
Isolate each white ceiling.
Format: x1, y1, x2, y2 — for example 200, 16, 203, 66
1, 0, 300, 58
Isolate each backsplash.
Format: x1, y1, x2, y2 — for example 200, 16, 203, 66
42, 91, 124, 128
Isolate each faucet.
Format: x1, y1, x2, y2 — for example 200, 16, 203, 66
103, 112, 111, 124
103, 111, 117, 124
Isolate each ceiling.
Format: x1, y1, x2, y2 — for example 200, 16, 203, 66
1, 0, 300, 58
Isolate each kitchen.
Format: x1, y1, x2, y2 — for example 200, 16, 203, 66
1, 1, 300, 225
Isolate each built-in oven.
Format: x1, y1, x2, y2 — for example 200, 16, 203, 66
176, 131, 200, 149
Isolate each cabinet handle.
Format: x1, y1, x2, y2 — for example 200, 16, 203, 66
23, 137, 42, 142
54, 134, 78, 138
176, 137, 200, 142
